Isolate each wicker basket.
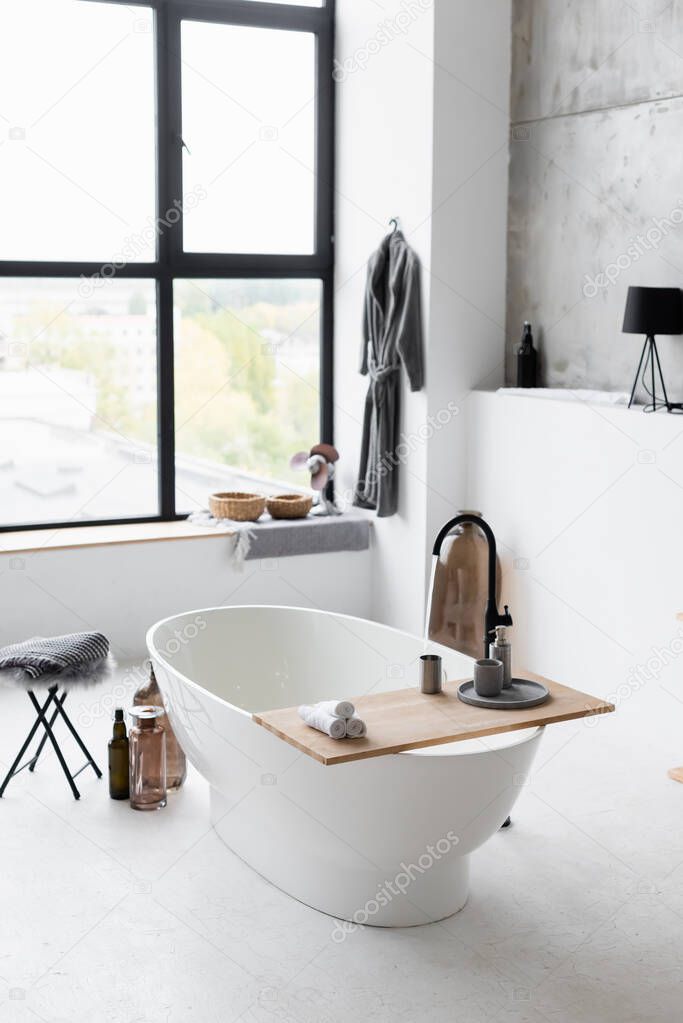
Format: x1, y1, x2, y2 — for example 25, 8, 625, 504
266, 494, 313, 520
209, 492, 265, 522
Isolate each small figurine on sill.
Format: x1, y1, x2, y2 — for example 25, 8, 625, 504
289, 443, 341, 516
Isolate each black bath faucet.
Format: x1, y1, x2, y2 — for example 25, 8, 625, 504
432, 513, 513, 659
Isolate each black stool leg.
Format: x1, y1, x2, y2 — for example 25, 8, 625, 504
0, 688, 58, 797
27, 690, 81, 800
54, 696, 102, 779
29, 687, 66, 772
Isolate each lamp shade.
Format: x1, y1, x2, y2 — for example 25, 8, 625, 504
622, 286, 683, 335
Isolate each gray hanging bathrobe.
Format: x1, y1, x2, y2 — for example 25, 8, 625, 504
353, 229, 424, 517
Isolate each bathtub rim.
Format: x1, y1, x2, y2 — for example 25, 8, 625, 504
146, 604, 543, 759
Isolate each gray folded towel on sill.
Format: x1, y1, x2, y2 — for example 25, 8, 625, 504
0, 632, 113, 688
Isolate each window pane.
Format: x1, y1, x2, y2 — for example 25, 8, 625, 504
0, 2, 155, 262
181, 22, 316, 254
174, 279, 321, 511
0, 279, 158, 526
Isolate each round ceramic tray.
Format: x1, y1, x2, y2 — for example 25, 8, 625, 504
457, 677, 550, 710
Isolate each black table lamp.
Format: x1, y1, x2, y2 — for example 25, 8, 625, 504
623, 286, 683, 411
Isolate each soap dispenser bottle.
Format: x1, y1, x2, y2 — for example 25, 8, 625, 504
491, 625, 512, 688
516, 321, 537, 388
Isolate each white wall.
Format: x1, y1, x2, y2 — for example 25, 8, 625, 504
0, 540, 372, 662
334, 0, 434, 634
468, 391, 683, 703
426, 0, 512, 553
334, 0, 512, 632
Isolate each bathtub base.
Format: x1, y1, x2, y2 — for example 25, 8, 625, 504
210, 785, 469, 927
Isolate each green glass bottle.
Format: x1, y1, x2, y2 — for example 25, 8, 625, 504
108, 708, 130, 800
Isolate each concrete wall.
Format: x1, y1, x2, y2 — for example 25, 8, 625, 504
507, 1, 683, 393
334, 0, 512, 634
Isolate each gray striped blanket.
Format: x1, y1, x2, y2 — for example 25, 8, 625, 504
0, 632, 110, 685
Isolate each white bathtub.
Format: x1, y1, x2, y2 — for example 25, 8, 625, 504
147, 606, 542, 928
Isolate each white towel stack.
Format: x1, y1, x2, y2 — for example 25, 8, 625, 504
344, 716, 366, 738
316, 699, 355, 720
298, 700, 367, 740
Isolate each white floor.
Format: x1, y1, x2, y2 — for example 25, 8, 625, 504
1, 666, 683, 1023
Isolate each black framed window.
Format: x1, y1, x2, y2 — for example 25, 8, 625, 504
0, 0, 334, 531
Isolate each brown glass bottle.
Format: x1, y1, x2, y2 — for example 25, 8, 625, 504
129, 705, 167, 811
108, 708, 130, 800
134, 664, 187, 791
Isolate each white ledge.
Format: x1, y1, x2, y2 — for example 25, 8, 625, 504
475, 388, 683, 439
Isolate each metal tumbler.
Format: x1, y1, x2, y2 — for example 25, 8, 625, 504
419, 653, 445, 695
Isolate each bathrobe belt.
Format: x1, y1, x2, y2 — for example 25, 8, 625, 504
367, 350, 399, 403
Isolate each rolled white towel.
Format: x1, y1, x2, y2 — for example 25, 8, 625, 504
345, 716, 367, 738
317, 699, 355, 720
298, 704, 347, 739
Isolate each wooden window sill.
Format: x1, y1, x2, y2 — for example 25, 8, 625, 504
0, 512, 372, 559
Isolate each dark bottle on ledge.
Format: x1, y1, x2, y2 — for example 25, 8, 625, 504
516, 321, 537, 388
108, 708, 130, 800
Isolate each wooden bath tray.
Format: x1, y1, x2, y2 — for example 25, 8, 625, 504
252, 671, 614, 765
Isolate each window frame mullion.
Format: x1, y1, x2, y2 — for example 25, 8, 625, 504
155, 2, 181, 519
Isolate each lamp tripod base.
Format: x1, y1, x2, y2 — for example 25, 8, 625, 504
629, 335, 671, 412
